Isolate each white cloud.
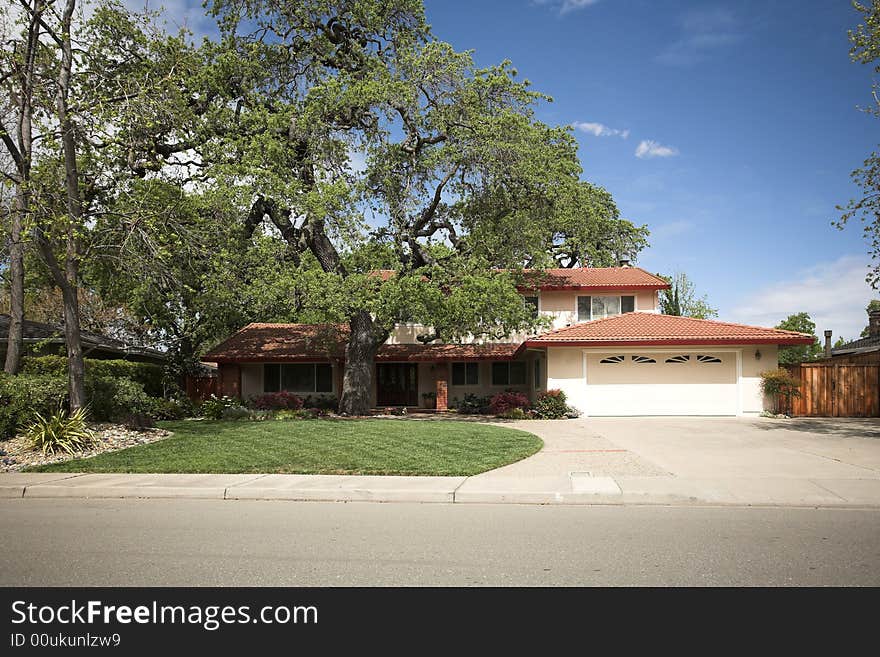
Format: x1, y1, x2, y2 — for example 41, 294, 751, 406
560, 0, 600, 14
728, 255, 875, 343
656, 7, 744, 67
572, 121, 630, 139
533, 0, 600, 15
635, 140, 679, 159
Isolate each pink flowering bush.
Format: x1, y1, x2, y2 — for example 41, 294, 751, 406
251, 391, 304, 411
489, 391, 531, 416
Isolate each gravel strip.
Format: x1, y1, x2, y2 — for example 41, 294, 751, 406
0, 423, 171, 472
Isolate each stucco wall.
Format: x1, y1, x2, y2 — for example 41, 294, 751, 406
387, 290, 659, 343
741, 344, 778, 414
445, 358, 537, 407
239, 362, 340, 402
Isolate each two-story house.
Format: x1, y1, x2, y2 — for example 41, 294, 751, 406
202, 266, 813, 416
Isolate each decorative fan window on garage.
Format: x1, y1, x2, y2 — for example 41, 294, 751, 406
632, 355, 656, 364
697, 355, 722, 363
665, 355, 690, 363
599, 355, 625, 364
264, 363, 333, 393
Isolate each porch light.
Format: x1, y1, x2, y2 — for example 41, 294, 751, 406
754, 349, 761, 361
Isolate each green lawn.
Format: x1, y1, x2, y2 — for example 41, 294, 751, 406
28, 419, 543, 476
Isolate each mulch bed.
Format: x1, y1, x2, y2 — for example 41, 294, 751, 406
0, 423, 171, 472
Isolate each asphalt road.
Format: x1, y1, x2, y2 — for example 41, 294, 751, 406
2, 499, 879, 586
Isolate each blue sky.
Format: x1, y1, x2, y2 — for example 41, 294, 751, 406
422, 0, 878, 340
157, 0, 876, 340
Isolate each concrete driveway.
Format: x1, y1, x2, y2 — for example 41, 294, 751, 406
580, 417, 880, 480
457, 416, 880, 506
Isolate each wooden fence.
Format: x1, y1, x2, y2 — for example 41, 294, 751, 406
782, 362, 880, 417
185, 374, 218, 403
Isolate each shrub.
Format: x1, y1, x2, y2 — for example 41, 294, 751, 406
251, 391, 303, 411
532, 389, 569, 419
25, 407, 96, 455
22, 355, 164, 396
498, 407, 528, 420
301, 395, 338, 411
85, 376, 157, 427
455, 393, 491, 415
151, 396, 194, 420
489, 391, 531, 416
0, 373, 69, 439
760, 368, 802, 414
276, 408, 326, 420
199, 395, 242, 419
220, 406, 255, 421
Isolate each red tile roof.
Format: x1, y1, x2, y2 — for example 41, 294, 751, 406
202, 323, 524, 362
525, 312, 815, 347
202, 324, 348, 363
517, 267, 670, 290
372, 267, 669, 290
377, 343, 523, 362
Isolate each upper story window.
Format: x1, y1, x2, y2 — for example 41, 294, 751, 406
577, 295, 636, 322
523, 296, 539, 318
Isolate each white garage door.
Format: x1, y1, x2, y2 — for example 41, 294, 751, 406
585, 351, 738, 416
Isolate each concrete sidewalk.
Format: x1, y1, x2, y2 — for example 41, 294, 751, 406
3, 416, 878, 508
3, 470, 880, 507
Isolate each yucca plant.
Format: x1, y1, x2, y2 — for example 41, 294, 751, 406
26, 406, 96, 455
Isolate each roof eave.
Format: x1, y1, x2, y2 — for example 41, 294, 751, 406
524, 337, 816, 348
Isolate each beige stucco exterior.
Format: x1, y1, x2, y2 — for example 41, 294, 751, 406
543, 344, 778, 416
240, 362, 341, 403
388, 289, 660, 344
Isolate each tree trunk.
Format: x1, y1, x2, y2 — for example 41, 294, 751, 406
3, 1, 43, 375
4, 190, 26, 374
60, 277, 86, 410
339, 311, 385, 415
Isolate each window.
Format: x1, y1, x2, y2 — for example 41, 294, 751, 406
264, 363, 333, 393
632, 355, 656, 364
491, 361, 527, 386
534, 358, 541, 389
599, 355, 625, 364
523, 295, 539, 318
577, 295, 636, 321
697, 354, 722, 364
452, 362, 479, 386
665, 355, 690, 364
577, 296, 591, 322
264, 364, 281, 392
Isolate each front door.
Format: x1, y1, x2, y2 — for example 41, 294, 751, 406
376, 363, 419, 407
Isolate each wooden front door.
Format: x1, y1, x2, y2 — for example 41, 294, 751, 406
376, 363, 419, 407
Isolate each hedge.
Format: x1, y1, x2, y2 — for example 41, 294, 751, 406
0, 373, 69, 439
21, 355, 164, 397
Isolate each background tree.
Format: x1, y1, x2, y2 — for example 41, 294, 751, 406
658, 271, 718, 319
837, 1, 880, 286
776, 312, 822, 364
860, 298, 880, 336
0, 0, 47, 374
